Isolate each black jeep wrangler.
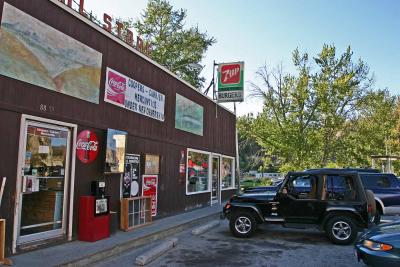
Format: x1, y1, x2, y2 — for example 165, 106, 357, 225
223, 169, 375, 245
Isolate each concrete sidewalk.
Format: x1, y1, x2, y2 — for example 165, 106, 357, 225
10, 204, 223, 267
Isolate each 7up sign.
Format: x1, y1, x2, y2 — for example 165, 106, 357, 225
217, 62, 244, 102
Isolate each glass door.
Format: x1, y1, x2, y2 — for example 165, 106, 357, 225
17, 121, 71, 244
211, 156, 220, 203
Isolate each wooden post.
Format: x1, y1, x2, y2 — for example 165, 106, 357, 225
0, 219, 12, 265
0, 219, 4, 263
0, 178, 11, 266
0, 178, 5, 208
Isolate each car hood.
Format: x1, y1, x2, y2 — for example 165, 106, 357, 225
244, 186, 278, 192
359, 221, 400, 246
233, 192, 276, 202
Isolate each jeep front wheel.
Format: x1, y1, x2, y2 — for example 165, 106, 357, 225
229, 211, 257, 238
326, 216, 357, 245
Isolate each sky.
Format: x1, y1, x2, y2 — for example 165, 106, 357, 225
84, 0, 400, 116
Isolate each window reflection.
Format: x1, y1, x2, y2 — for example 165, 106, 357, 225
187, 151, 209, 193
221, 157, 234, 189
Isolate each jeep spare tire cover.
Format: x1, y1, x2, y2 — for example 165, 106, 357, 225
365, 190, 376, 216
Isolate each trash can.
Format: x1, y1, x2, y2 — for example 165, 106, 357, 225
110, 211, 118, 235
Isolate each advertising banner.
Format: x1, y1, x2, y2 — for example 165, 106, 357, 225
105, 67, 165, 121
142, 175, 158, 216
0, 3, 102, 104
175, 94, 204, 136
217, 62, 244, 102
123, 154, 140, 197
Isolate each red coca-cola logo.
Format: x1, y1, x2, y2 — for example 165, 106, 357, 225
106, 69, 126, 105
76, 130, 99, 164
108, 78, 126, 92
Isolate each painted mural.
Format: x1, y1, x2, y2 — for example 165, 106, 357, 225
0, 3, 102, 104
175, 93, 204, 136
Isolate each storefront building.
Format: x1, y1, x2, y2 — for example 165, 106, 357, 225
0, 0, 237, 255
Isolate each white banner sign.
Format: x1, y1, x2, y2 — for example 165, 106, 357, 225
105, 67, 165, 121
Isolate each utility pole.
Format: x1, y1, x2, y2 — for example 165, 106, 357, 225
205, 61, 242, 190
203, 61, 218, 118
234, 102, 240, 192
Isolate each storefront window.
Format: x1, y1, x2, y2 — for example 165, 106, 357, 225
221, 157, 235, 189
187, 150, 210, 193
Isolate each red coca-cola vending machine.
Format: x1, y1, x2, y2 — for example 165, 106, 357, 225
78, 181, 110, 242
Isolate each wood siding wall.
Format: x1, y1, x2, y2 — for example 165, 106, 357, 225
0, 0, 236, 156
0, 0, 237, 255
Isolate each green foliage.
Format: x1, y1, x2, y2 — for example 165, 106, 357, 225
312, 45, 373, 166
240, 178, 273, 191
134, 0, 216, 88
240, 179, 258, 190
339, 89, 399, 167
245, 44, 399, 173
237, 115, 263, 172
259, 178, 273, 186
112, 18, 135, 41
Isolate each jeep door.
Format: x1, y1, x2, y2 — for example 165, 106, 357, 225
277, 174, 325, 223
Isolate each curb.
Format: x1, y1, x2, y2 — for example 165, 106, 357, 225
135, 238, 178, 266
191, 220, 220, 235
60, 212, 220, 267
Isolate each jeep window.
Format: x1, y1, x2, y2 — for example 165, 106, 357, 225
285, 175, 318, 199
361, 175, 391, 188
325, 175, 358, 201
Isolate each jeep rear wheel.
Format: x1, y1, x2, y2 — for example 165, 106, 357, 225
229, 211, 257, 238
326, 216, 357, 245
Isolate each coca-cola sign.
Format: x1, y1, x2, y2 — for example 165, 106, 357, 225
105, 69, 127, 106
76, 130, 99, 164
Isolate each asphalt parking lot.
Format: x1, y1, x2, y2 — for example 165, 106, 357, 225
96, 219, 379, 267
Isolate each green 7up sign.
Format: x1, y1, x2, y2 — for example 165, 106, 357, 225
217, 62, 244, 102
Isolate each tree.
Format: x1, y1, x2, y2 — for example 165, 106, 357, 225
312, 45, 373, 166
237, 115, 263, 172
249, 58, 320, 172
339, 90, 399, 167
249, 44, 376, 172
133, 0, 216, 89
